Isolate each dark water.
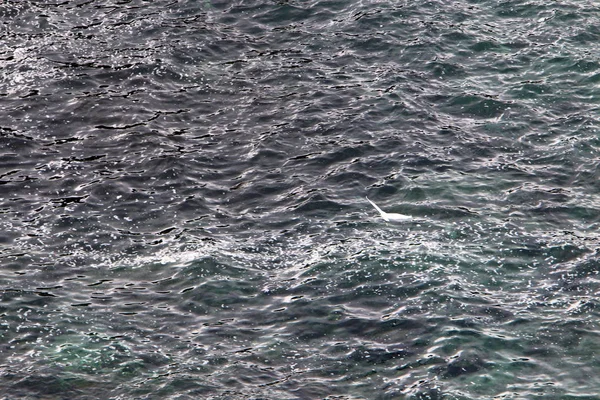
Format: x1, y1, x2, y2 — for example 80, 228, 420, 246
2, 0, 600, 398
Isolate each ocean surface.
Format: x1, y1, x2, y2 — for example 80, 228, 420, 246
1, 1, 600, 399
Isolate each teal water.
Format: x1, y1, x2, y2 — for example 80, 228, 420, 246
1, 0, 600, 399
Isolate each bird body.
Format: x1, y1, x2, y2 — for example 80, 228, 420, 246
366, 197, 412, 222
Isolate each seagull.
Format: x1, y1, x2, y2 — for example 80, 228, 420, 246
366, 197, 412, 222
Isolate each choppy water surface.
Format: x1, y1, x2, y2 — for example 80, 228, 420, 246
2, 0, 600, 398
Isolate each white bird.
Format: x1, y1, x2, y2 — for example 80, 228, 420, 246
366, 197, 412, 222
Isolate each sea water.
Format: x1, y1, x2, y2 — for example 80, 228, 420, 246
1, 1, 600, 398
